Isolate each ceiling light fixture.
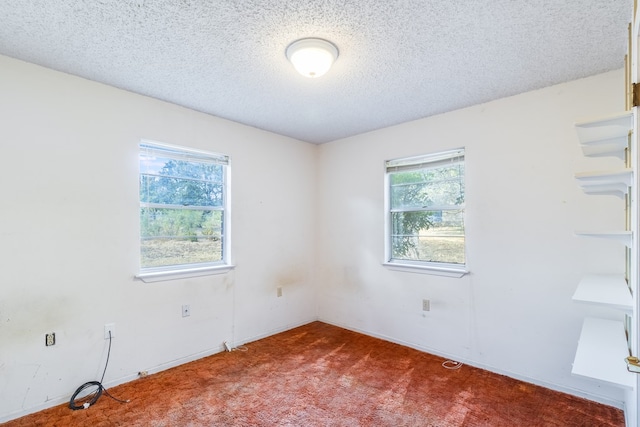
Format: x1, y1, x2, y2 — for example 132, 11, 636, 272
286, 38, 339, 78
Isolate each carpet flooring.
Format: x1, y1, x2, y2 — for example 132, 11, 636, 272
3, 321, 625, 426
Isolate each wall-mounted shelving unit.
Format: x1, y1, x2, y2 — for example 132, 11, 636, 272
571, 104, 636, 396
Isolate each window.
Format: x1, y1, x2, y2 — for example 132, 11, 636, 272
385, 148, 466, 274
138, 141, 231, 280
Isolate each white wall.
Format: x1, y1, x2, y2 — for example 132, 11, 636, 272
0, 55, 318, 422
316, 70, 628, 407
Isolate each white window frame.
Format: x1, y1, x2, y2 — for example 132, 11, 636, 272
136, 140, 233, 283
383, 148, 468, 278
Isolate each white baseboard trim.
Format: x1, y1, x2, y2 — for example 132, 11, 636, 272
317, 318, 625, 410
1, 397, 67, 424
232, 317, 318, 348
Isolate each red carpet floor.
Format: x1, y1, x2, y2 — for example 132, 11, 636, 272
3, 321, 624, 426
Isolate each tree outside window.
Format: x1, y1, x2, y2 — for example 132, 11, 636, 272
139, 142, 229, 270
387, 149, 465, 267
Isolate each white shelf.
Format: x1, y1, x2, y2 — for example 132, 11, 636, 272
575, 169, 632, 197
572, 317, 634, 389
572, 274, 633, 312
575, 111, 632, 157
575, 231, 632, 248
579, 183, 629, 197
580, 137, 629, 157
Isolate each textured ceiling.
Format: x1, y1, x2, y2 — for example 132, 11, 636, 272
0, 1, 633, 144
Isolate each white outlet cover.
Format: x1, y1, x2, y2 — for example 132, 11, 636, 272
104, 323, 115, 339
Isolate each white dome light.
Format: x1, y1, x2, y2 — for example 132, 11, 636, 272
286, 38, 339, 78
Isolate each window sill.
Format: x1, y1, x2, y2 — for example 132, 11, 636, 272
135, 264, 235, 283
382, 262, 468, 278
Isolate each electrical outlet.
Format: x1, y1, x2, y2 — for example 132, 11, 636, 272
277, 287, 283, 297
182, 304, 190, 317
422, 299, 430, 311
138, 370, 149, 378
45, 333, 55, 346
104, 323, 115, 339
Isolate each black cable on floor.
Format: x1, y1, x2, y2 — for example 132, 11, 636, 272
68, 331, 129, 410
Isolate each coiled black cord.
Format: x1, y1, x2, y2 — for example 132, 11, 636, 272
68, 381, 103, 410
69, 331, 129, 410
